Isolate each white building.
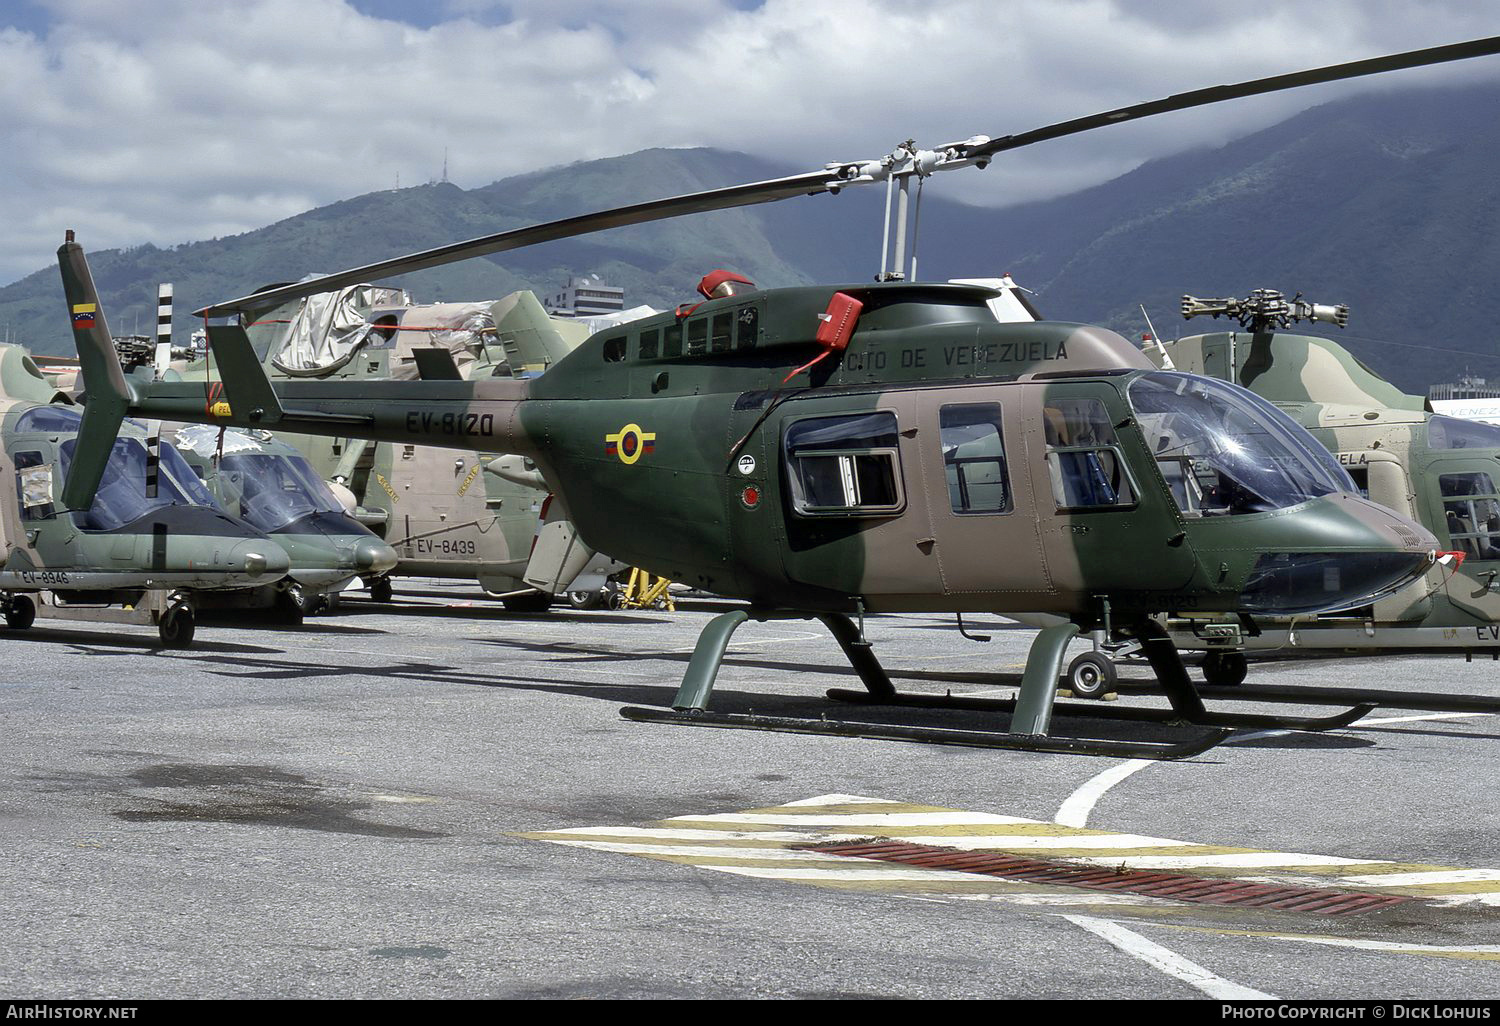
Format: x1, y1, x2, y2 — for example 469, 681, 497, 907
543, 275, 625, 318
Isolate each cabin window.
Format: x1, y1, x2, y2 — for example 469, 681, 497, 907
1345, 466, 1370, 500
14, 406, 82, 433
686, 318, 708, 356
940, 404, 1011, 514
638, 329, 659, 360
1042, 397, 1136, 510
663, 323, 683, 358
602, 336, 627, 363
784, 412, 904, 516
711, 313, 733, 353
1429, 415, 1500, 450
15, 450, 55, 521
1440, 471, 1500, 561
736, 307, 759, 350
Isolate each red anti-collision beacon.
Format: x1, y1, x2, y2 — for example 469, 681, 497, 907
697, 270, 757, 300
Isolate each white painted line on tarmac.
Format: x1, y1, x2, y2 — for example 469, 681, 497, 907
708, 866, 1017, 883
671, 811, 1037, 827
538, 826, 825, 842
1055, 759, 1155, 828
539, 840, 890, 862
1337, 868, 1500, 888
1356, 712, 1492, 727
1062, 915, 1278, 1000
1160, 925, 1500, 961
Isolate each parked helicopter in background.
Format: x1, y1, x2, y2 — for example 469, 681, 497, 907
0, 345, 290, 646
54, 321, 400, 621
1139, 289, 1500, 684
167, 423, 397, 621
180, 281, 624, 608
59, 35, 1500, 756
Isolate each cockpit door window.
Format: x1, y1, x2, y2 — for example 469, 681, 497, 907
1440, 471, 1500, 561
1042, 397, 1136, 510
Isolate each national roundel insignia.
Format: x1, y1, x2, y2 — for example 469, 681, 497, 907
605, 423, 656, 465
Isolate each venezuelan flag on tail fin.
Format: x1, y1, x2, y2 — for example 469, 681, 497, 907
57, 231, 134, 511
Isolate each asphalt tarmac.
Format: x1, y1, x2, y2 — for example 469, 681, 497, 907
3, 583, 1499, 1000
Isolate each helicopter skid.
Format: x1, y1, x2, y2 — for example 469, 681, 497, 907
618, 705, 1228, 760
823, 687, 1376, 733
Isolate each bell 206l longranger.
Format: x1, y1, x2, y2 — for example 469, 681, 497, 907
59, 244, 1437, 757
56, 35, 1500, 756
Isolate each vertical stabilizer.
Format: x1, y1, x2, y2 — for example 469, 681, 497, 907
57, 232, 134, 510
492, 291, 589, 373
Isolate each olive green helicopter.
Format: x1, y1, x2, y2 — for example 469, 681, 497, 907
54, 314, 401, 624
0, 344, 292, 647
57, 36, 1500, 757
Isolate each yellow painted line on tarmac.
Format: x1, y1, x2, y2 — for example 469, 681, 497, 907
518, 792, 1500, 909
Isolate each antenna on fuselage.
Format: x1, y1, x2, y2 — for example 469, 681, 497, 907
1140, 304, 1175, 369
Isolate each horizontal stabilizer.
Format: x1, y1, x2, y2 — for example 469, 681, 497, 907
205, 324, 284, 423
412, 347, 462, 380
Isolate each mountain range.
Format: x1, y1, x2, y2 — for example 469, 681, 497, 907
3, 81, 1497, 394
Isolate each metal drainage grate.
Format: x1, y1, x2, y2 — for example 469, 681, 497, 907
809, 841, 1414, 916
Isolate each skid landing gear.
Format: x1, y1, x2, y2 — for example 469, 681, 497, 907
830, 621, 1374, 733
618, 612, 1230, 759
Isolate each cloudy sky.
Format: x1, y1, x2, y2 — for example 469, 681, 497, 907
2, 0, 1497, 285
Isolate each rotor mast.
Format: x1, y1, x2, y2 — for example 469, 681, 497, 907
823, 137, 993, 282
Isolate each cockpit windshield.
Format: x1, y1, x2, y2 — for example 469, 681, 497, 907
216, 452, 344, 533
58, 436, 220, 531
1128, 372, 1354, 517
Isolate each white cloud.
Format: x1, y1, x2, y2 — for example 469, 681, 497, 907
1, 0, 1497, 284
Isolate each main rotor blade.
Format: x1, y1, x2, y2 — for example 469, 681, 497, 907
197, 34, 1500, 318
969, 35, 1500, 160
194, 169, 837, 317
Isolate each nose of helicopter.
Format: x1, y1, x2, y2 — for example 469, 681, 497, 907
353, 538, 399, 575
1231, 494, 1439, 615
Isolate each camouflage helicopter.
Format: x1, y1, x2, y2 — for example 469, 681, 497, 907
58, 36, 1500, 757
1137, 289, 1500, 685
166, 423, 398, 621
0, 345, 291, 647
50, 320, 400, 622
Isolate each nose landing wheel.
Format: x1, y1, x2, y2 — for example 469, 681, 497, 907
1201, 650, 1249, 687
1064, 651, 1118, 700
